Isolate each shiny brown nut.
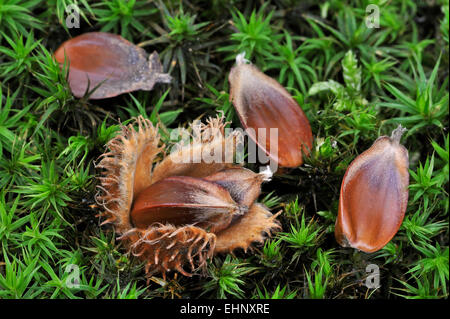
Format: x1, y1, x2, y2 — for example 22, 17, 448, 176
54, 32, 171, 99
130, 176, 243, 233
228, 53, 313, 168
335, 126, 409, 253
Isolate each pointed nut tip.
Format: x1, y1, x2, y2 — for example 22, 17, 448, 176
158, 73, 172, 83
259, 165, 273, 181
391, 124, 407, 144
236, 52, 249, 65
237, 205, 249, 215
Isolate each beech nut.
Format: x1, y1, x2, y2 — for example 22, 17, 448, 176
54, 32, 171, 99
228, 53, 313, 168
335, 125, 409, 253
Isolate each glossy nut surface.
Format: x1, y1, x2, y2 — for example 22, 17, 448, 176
54, 32, 170, 99
229, 54, 313, 168
130, 176, 242, 233
335, 127, 409, 253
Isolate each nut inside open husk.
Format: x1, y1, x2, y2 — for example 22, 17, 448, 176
95, 114, 281, 278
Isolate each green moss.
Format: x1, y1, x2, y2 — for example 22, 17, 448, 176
0, 0, 448, 299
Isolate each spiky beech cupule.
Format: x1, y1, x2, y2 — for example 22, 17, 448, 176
95, 114, 281, 279
228, 52, 313, 168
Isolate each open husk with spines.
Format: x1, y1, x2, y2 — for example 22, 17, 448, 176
95, 114, 281, 279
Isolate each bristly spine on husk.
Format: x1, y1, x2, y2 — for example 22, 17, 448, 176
95, 114, 281, 279
122, 225, 216, 278
95, 116, 162, 233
